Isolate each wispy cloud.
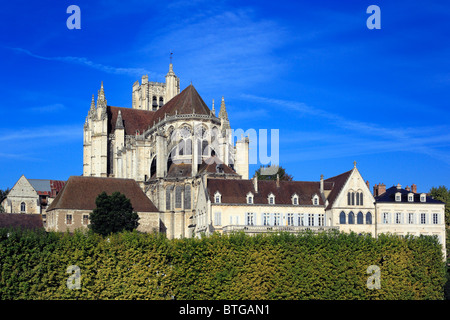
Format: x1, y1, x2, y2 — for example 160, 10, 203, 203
27, 103, 66, 113
0, 125, 81, 143
242, 94, 450, 165
8, 47, 156, 77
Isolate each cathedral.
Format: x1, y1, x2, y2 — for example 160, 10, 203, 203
82, 62, 249, 238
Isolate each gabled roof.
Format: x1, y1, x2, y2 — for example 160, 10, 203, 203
324, 169, 353, 210
47, 176, 159, 212
375, 186, 444, 204
153, 84, 211, 119
207, 178, 324, 205
108, 106, 155, 135
107, 84, 211, 135
0, 213, 44, 230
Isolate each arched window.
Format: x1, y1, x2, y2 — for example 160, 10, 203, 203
351, 192, 355, 206
340, 211, 346, 224
348, 211, 355, 224
184, 185, 191, 209
347, 192, 351, 205
357, 211, 364, 224
360, 193, 364, 206
185, 138, 192, 155
159, 96, 164, 108
20, 202, 26, 213
152, 96, 158, 110
175, 186, 182, 208
366, 212, 372, 224
178, 139, 186, 156
166, 186, 173, 210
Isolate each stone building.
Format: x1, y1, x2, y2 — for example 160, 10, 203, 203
1, 175, 65, 227
46, 176, 159, 233
82, 62, 249, 238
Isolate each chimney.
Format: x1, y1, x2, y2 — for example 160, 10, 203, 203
320, 174, 324, 193
276, 174, 280, 188
373, 184, 378, 196
405, 186, 410, 191
411, 184, 417, 193
253, 175, 258, 193
396, 183, 402, 190
379, 183, 386, 195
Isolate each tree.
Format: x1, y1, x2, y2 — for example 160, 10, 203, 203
254, 165, 293, 181
0, 188, 10, 213
89, 191, 139, 236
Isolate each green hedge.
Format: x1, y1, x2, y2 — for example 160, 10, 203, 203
0, 228, 446, 300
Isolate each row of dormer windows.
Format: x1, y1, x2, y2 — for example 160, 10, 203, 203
395, 192, 427, 202
214, 192, 320, 206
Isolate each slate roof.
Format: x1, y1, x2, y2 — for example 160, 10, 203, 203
324, 169, 353, 210
107, 84, 211, 135
47, 176, 159, 212
207, 178, 325, 205
0, 213, 44, 230
28, 179, 66, 197
375, 186, 444, 204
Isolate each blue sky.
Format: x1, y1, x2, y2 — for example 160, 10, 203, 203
0, 0, 449, 193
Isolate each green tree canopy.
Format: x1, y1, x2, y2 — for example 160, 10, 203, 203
89, 191, 139, 236
254, 165, 293, 181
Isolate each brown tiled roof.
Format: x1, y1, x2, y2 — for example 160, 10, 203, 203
108, 85, 210, 135
207, 178, 324, 205
153, 84, 211, 119
198, 156, 239, 176
0, 213, 44, 230
47, 176, 159, 213
108, 106, 155, 135
324, 169, 353, 210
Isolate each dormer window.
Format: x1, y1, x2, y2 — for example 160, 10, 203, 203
214, 191, 222, 204
292, 194, 299, 205
395, 192, 402, 202
420, 193, 426, 203
312, 194, 319, 206
268, 193, 275, 205
247, 192, 254, 204
408, 193, 414, 202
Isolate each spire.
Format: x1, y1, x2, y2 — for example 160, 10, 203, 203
218, 96, 229, 121
90, 94, 95, 111
211, 99, 216, 116
97, 81, 107, 107
115, 110, 124, 129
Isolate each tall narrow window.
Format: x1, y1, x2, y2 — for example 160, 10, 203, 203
273, 213, 281, 226
175, 186, 182, 209
20, 202, 26, 213
184, 185, 191, 210
298, 214, 305, 226
214, 212, 222, 226
308, 213, 314, 226
152, 96, 158, 111
357, 211, 364, 224
395, 212, 401, 224
287, 213, 294, 226
159, 97, 164, 108
347, 193, 351, 205
246, 213, 255, 226
318, 214, 324, 226
356, 192, 360, 206
366, 212, 372, 224
420, 213, 426, 224
352, 193, 355, 206
360, 193, 363, 206
348, 211, 355, 224
166, 186, 173, 210
383, 212, 389, 224
82, 215, 89, 225
433, 213, 438, 224
66, 214, 72, 225
263, 213, 270, 226
340, 211, 346, 224
408, 213, 414, 224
